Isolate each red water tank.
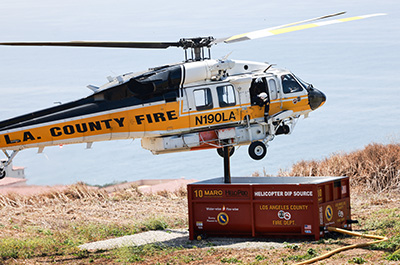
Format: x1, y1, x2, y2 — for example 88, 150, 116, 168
187, 176, 351, 240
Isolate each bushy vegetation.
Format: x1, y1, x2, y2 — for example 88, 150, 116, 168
279, 143, 400, 192
0, 182, 109, 208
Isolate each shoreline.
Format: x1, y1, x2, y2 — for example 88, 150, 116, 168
0, 177, 196, 196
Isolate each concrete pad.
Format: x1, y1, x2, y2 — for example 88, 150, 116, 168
79, 229, 289, 251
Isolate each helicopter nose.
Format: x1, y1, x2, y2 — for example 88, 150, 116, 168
308, 88, 326, 110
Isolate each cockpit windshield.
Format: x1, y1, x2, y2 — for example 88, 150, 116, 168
293, 74, 312, 91
281, 74, 303, 94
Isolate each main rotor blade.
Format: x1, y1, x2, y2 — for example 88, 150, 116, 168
0, 41, 182, 49
265, 11, 346, 30
220, 13, 387, 44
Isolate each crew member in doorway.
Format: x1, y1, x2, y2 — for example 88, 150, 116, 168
256, 92, 270, 122
251, 77, 270, 122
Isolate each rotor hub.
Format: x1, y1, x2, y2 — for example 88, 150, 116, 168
178, 37, 215, 61
178, 36, 215, 49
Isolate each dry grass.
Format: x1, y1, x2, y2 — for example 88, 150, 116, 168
0, 186, 397, 264
0, 182, 108, 208
1, 143, 400, 264
0, 182, 187, 208
0, 183, 188, 243
279, 143, 400, 192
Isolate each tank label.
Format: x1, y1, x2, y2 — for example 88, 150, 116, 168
254, 190, 313, 197
319, 206, 323, 225
193, 189, 223, 198
272, 219, 295, 226
225, 189, 249, 198
259, 204, 309, 210
206, 205, 239, 212
193, 189, 249, 199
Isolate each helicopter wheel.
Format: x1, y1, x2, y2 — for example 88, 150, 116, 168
0, 168, 6, 180
217, 146, 235, 158
248, 141, 267, 160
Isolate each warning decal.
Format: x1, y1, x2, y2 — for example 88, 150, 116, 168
217, 212, 229, 226
325, 205, 333, 221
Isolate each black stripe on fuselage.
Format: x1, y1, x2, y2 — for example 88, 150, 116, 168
0, 65, 183, 131
0, 89, 159, 131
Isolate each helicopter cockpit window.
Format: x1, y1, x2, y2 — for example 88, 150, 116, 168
194, 88, 213, 111
294, 74, 312, 91
217, 85, 236, 107
281, 74, 303, 94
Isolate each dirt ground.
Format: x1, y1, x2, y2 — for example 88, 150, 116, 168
0, 182, 399, 264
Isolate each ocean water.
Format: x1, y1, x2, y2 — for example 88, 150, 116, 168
0, 0, 399, 185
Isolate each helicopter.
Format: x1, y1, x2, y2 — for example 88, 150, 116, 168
0, 12, 385, 179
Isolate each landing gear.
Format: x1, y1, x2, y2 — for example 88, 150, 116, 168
248, 141, 267, 160
0, 150, 20, 180
0, 168, 5, 179
216, 146, 235, 158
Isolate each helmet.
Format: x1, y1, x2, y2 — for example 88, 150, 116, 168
258, 92, 268, 100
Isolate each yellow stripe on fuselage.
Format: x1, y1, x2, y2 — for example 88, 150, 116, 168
0, 101, 244, 150
269, 95, 309, 115
0, 93, 312, 150
0, 102, 182, 149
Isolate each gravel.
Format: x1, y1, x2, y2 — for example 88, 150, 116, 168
79, 229, 289, 251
